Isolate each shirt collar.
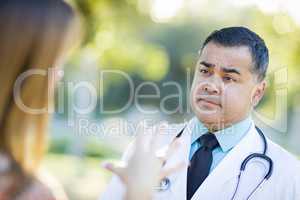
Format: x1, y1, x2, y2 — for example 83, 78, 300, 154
190, 115, 253, 152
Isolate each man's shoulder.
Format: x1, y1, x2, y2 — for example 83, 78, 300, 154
147, 120, 186, 144
121, 120, 186, 161
267, 139, 300, 174
266, 139, 300, 197
145, 120, 187, 138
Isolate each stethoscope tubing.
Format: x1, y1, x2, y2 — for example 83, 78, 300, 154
230, 126, 273, 200
156, 126, 273, 200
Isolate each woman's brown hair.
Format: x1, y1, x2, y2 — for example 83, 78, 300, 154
0, 0, 81, 177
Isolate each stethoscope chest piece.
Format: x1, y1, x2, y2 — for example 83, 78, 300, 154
156, 177, 171, 191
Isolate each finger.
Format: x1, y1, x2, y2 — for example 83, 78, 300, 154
164, 138, 182, 160
150, 123, 168, 151
159, 161, 187, 180
149, 126, 159, 151
155, 137, 182, 166
134, 123, 149, 151
155, 150, 168, 166
101, 161, 125, 177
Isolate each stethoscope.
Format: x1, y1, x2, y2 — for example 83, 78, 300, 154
156, 126, 274, 200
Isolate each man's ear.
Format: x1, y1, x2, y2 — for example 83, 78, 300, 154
251, 80, 267, 107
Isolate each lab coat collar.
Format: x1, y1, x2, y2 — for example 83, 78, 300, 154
161, 119, 262, 200
190, 116, 253, 153
191, 121, 262, 200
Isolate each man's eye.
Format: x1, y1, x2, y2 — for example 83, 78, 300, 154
223, 76, 235, 82
200, 69, 208, 74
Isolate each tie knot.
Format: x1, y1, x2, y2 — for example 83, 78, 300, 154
198, 133, 219, 150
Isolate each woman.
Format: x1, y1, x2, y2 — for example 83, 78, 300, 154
0, 0, 81, 199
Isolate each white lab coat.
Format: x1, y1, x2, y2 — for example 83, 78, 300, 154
101, 117, 300, 200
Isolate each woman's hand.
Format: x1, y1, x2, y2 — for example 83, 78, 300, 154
102, 126, 186, 200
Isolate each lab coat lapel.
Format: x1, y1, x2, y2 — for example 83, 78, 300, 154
191, 122, 263, 200
156, 118, 196, 200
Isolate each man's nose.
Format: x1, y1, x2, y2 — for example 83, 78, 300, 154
201, 80, 221, 95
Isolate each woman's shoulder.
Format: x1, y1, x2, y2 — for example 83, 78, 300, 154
17, 170, 68, 200
16, 178, 56, 200
0, 152, 67, 200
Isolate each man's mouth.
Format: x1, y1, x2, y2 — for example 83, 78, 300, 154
196, 96, 221, 107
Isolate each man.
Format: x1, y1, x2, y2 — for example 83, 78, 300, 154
101, 27, 300, 200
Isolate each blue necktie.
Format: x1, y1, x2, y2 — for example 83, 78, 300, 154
187, 133, 220, 200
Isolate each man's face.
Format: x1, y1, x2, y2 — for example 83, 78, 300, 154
190, 42, 266, 128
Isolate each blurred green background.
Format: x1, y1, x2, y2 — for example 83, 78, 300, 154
42, 0, 300, 199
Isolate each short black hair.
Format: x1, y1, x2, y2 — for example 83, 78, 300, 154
201, 26, 269, 81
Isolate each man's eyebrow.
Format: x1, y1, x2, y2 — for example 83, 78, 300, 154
221, 67, 241, 75
199, 61, 215, 68
199, 61, 241, 75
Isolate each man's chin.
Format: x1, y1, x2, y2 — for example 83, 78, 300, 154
194, 112, 225, 126
192, 104, 221, 115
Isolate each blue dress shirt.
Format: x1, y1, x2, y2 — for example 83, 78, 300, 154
189, 116, 252, 173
